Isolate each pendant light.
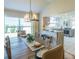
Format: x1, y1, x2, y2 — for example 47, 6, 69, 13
24, 0, 38, 21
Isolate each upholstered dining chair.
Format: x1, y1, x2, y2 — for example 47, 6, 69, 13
17, 30, 26, 38
35, 32, 40, 38
57, 31, 64, 45
5, 36, 12, 59
42, 45, 64, 59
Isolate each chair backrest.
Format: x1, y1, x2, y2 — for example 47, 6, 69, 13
5, 36, 12, 59
17, 30, 26, 37
57, 31, 64, 45
35, 32, 40, 39
42, 45, 64, 59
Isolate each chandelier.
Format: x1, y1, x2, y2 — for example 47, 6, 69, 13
24, 0, 38, 21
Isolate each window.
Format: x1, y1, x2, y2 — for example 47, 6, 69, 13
20, 18, 32, 34
5, 16, 19, 33
4, 16, 32, 34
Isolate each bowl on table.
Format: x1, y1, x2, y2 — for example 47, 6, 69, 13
34, 42, 41, 48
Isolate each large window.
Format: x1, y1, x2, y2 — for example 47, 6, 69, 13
5, 16, 32, 34
20, 18, 32, 34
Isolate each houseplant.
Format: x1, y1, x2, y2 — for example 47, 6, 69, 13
27, 34, 35, 43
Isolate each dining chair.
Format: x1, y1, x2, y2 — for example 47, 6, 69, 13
42, 44, 64, 59
5, 36, 12, 59
35, 32, 40, 38
57, 31, 64, 45
17, 30, 26, 38
41, 34, 47, 40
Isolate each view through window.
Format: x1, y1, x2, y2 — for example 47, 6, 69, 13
4, 16, 32, 37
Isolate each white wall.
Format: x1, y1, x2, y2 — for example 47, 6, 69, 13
4, 8, 26, 18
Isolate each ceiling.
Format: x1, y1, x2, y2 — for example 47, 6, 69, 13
4, 0, 55, 13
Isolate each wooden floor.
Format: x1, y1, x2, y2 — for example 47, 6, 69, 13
4, 37, 75, 59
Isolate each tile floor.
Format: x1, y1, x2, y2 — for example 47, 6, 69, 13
64, 36, 75, 55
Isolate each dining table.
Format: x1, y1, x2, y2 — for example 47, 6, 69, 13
21, 33, 63, 59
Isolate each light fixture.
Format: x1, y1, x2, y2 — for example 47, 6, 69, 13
24, 0, 38, 21
29, 0, 33, 20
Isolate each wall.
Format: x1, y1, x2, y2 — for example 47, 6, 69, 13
4, 8, 26, 18
41, 0, 75, 17
5, 8, 39, 18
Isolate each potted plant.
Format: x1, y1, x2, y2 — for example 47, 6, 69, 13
27, 34, 35, 43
